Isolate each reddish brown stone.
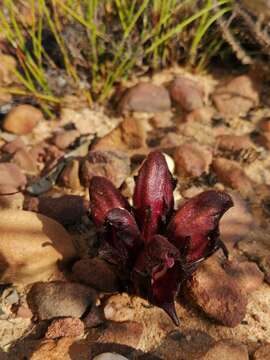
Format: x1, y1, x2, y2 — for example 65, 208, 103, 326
52, 130, 80, 150
72, 257, 120, 292
213, 75, 259, 117
3, 104, 43, 134
2, 137, 26, 154
212, 158, 254, 197
170, 76, 204, 112
174, 142, 212, 177
81, 150, 130, 188
118, 82, 171, 113
185, 255, 247, 327
27, 281, 97, 320
45, 317, 84, 339
26, 195, 89, 225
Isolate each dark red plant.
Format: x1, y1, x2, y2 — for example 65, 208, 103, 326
89, 151, 233, 325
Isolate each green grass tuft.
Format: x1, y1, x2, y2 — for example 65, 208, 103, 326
0, 0, 233, 111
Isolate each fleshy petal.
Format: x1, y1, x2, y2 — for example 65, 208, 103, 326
132, 235, 182, 325
89, 176, 130, 226
102, 208, 143, 267
167, 190, 233, 264
133, 151, 175, 242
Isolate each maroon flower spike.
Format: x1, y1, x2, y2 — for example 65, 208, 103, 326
89, 176, 129, 227
89, 152, 233, 326
133, 151, 175, 242
132, 235, 182, 325
167, 190, 233, 266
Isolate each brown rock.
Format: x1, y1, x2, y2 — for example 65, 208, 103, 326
0, 209, 76, 285
212, 158, 254, 197
2, 137, 26, 154
203, 339, 248, 360
118, 82, 171, 113
153, 329, 214, 360
3, 104, 43, 134
12, 148, 38, 174
0, 191, 24, 210
92, 117, 146, 153
45, 317, 84, 339
0, 163, 27, 193
170, 76, 204, 112
98, 321, 143, 349
213, 75, 259, 117
185, 255, 247, 327
27, 281, 97, 320
72, 257, 119, 292
26, 195, 89, 225
59, 159, 81, 191
29, 337, 75, 360
81, 150, 130, 188
174, 142, 212, 177
253, 343, 270, 360
52, 130, 80, 150
223, 260, 264, 293
216, 134, 254, 153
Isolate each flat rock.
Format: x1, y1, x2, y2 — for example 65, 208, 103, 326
216, 134, 255, 153
72, 257, 120, 292
174, 142, 212, 177
52, 130, 80, 150
0, 210, 76, 284
3, 104, 43, 134
0, 163, 27, 193
118, 82, 171, 113
153, 329, 214, 360
45, 317, 84, 339
212, 158, 254, 197
26, 195, 89, 225
169, 76, 204, 112
212, 75, 259, 117
202, 339, 248, 360
27, 281, 96, 320
185, 255, 247, 327
81, 150, 130, 188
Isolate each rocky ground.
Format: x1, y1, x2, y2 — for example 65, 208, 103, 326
1, 64, 270, 359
